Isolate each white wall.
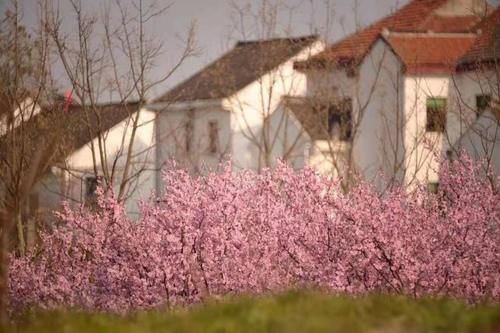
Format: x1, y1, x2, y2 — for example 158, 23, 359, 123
224, 40, 325, 171
451, 69, 500, 174
155, 103, 231, 178
309, 140, 351, 177
354, 40, 405, 189
305, 67, 356, 102
0, 97, 42, 136
268, 102, 310, 169
402, 75, 452, 188
399, 66, 497, 189
60, 108, 157, 218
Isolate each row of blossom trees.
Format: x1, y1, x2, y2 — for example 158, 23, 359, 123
8, 154, 499, 313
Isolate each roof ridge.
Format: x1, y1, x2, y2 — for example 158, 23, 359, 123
235, 35, 318, 46
296, 0, 475, 69
155, 34, 319, 104
332, 0, 441, 43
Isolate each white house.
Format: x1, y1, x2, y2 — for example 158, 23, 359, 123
149, 0, 499, 193
149, 36, 325, 178
3, 0, 499, 227
451, 7, 500, 175
49, 102, 157, 219
0, 99, 157, 223
24, 36, 326, 221
291, 0, 499, 190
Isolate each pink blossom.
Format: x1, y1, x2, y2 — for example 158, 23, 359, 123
8, 155, 500, 312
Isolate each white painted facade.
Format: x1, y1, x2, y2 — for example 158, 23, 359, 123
152, 40, 325, 174
13, 23, 499, 222
302, 36, 498, 191
354, 39, 405, 189
450, 69, 500, 174
35, 108, 157, 219
153, 101, 231, 177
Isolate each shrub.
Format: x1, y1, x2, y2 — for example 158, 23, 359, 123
8, 156, 500, 312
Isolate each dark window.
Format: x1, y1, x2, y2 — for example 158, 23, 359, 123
185, 120, 193, 153
426, 97, 447, 132
476, 94, 491, 117
428, 182, 439, 194
85, 176, 100, 203
208, 121, 219, 154
327, 98, 352, 141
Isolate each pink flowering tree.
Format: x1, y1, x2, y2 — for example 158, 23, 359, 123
8, 155, 500, 313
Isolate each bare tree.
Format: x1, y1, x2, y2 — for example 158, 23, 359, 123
0, 0, 66, 323
0, 0, 60, 256
222, 0, 323, 172
224, 0, 497, 194
46, 0, 195, 206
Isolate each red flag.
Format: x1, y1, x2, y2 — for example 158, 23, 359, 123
63, 89, 73, 113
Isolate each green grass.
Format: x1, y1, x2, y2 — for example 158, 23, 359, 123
6, 291, 500, 333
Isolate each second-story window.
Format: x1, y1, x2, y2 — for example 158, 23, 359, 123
208, 121, 219, 154
185, 119, 193, 153
327, 98, 352, 141
426, 97, 447, 133
476, 94, 491, 117
84, 175, 100, 205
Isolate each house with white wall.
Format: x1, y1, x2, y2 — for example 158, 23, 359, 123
451, 7, 500, 175
151, 0, 499, 192
50, 102, 157, 219
149, 36, 325, 177
292, 0, 499, 190
0, 99, 156, 225
3, 0, 499, 229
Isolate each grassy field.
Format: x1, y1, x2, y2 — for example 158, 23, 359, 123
7, 291, 500, 333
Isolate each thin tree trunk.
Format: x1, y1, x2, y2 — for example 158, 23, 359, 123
0, 210, 9, 326
15, 210, 24, 257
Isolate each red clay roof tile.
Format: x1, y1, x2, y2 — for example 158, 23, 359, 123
458, 8, 500, 68
385, 35, 476, 74
296, 0, 484, 70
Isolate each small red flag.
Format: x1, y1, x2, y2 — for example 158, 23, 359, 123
63, 89, 73, 113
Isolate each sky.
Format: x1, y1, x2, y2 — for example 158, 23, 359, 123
3, 0, 410, 100
146, 0, 409, 97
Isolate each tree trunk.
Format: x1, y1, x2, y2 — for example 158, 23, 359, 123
0, 210, 9, 326
15, 210, 25, 257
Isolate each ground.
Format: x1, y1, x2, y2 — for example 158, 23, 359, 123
7, 291, 500, 333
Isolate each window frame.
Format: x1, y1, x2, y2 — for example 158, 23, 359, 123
426, 97, 447, 133
428, 182, 439, 194
184, 119, 193, 153
84, 175, 101, 205
326, 98, 353, 141
475, 94, 491, 117
208, 121, 219, 154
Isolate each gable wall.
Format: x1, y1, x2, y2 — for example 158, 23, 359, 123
225, 40, 325, 171
58, 108, 157, 218
355, 39, 406, 189
155, 105, 231, 181
451, 68, 500, 174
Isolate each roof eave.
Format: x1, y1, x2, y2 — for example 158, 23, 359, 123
456, 58, 500, 72
147, 98, 225, 112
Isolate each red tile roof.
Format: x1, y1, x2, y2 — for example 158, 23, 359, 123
384, 35, 477, 74
458, 8, 500, 68
296, 0, 484, 70
414, 14, 480, 33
